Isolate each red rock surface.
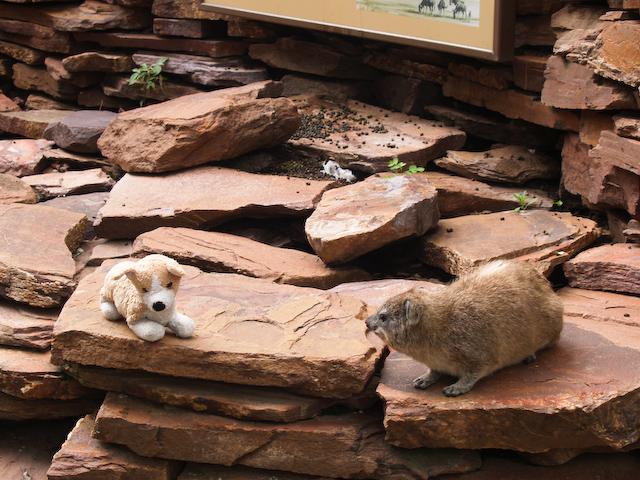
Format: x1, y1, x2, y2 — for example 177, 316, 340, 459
47, 415, 180, 480
134, 227, 369, 289
306, 173, 440, 264
378, 287, 640, 452
43, 110, 116, 153
62, 51, 133, 73
564, 244, 640, 295
330, 278, 445, 309
0, 110, 72, 139
94, 166, 333, 239
97, 81, 300, 173
435, 145, 560, 185
0, 391, 98, 420
22, 168, 114, 200
0, 300, 56, 350
288, 96, 466, 173
0, 173, 36, 204
53, 263, 381, 399
0, 204, 86, 307
424, 171, 553, 217
0, 139, 53, 176
421, 210, 599, 276
94, 393, 481, 479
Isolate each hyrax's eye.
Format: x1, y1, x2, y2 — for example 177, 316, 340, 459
166, 282, 173, 288
142, 288, 148, 293
379, 313, 388, 323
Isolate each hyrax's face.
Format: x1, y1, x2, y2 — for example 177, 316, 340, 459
124, 255, 185, 315
365, 292, 423, 349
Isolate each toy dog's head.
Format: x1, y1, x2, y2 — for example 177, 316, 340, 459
116, 254, 186, 314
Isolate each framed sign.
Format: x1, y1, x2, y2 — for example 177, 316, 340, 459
201, 0, 515, 61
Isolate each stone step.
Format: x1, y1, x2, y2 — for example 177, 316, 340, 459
133, 227, 369, 289
97, 81, 300, 173
287, 95, 466, 173
424, 171, 554, 217
47, 415, 180, 480
378, 287, 640, 453
564, 243, 640, 295
94, 166, 333, 239
63, 362, 377, 422
434, 145, 560, 185
53, 263, 382, 399
0, 203, 86, 307
305, 173, 440, 264
0, 300, 56, 350
94, 393, 481, 479
421, 210, 600, 276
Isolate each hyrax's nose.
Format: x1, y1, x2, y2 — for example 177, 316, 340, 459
365, 316, 375, 331
152, 301, 166, 312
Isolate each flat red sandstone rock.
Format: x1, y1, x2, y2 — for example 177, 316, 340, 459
444, 454, 640, 480
13, 64, 79, 101
0, 139, 53, 176
0, 203, 86, 307
330, 279, 445, 309
288, 96, 466, 173
564, 244, 640, 295
43, 192, 110, 239
53, 263, 381, 399
152, 0, 229, 20
0, 173, 36, 204
421, 210, 599, 276
0, 38, 45, 64
306, 174, 440, 264
179, 464, 330, 480
47, 415, 180, 480
134, 227, 369, 289
250, 37, 376, 80
87, 240, 133, 266
378, 288, 640, 452
0, 0, 150, 32
76, 32, 246, 58
97, 81, 300, 173
101, 74, 203, 102
64, 362, 337, 422
25, 93, 76, 111
22, 168, 114, 200
542, 56, 638, 110
0, 300, 56, 350
0, 92, 19, 112
62, 51, 134, 73
0, 391, 97, 420
43, 110, 116, 153
153, 18, 222, 38
94, 166, 333, 239
0, 110, 73, 138
94, 393, 480, 479
132, 51, 269, 87
435, 146, 560, 185
0, 346, 87, 400
614, 115, 640, 140
424, 171, 553, 217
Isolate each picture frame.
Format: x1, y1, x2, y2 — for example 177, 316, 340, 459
201, 0, 516, 61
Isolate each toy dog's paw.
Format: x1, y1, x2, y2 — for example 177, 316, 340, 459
100, 301, 121, 321
130, 320, 165, 342
169, 313, 195, 338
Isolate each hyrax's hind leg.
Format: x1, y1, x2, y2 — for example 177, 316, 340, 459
413, 370, 442, 390
523, 354, 537, 364
442, 373, 482, 397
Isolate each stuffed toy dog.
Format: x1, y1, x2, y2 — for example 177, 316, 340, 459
100, 254, 195, 342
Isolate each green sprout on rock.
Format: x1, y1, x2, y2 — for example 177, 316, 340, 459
128, 57, 167, 105
388, 157, 425, 175
513, 191, 536, 213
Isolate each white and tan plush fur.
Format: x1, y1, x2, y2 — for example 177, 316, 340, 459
100, 254, 195, 342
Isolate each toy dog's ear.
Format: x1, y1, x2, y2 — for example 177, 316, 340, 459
165, 257, 185, 277
114, 266, 142, 289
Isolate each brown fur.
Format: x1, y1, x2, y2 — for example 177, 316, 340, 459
366, 260, 564, 396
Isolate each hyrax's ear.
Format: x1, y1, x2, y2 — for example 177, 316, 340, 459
404, 298, 422, 326
165, 257, 185, 277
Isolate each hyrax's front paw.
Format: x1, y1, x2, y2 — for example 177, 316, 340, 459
442, 384, 469, 397
413, 371, 441, 390
129, 320, 165, 342
168, 312, 195, 339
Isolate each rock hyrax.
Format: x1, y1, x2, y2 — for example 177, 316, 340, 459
366, 261, 563, 396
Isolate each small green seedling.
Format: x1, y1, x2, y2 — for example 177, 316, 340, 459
388, 157, 407, 172
128, 57, 167, 105
388, 157, 425, 175
553, 199, 564, 208
513, 191, 535, 213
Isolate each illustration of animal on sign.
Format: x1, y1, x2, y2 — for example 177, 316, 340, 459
366, 261, 564, 397
451, 0, 468, 18
418, 0, 435, 14
437, 0, 447, 15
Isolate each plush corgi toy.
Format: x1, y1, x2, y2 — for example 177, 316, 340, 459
100, 254, 195, 342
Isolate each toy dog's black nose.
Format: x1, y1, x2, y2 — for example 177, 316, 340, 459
153, 301, 166, 312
